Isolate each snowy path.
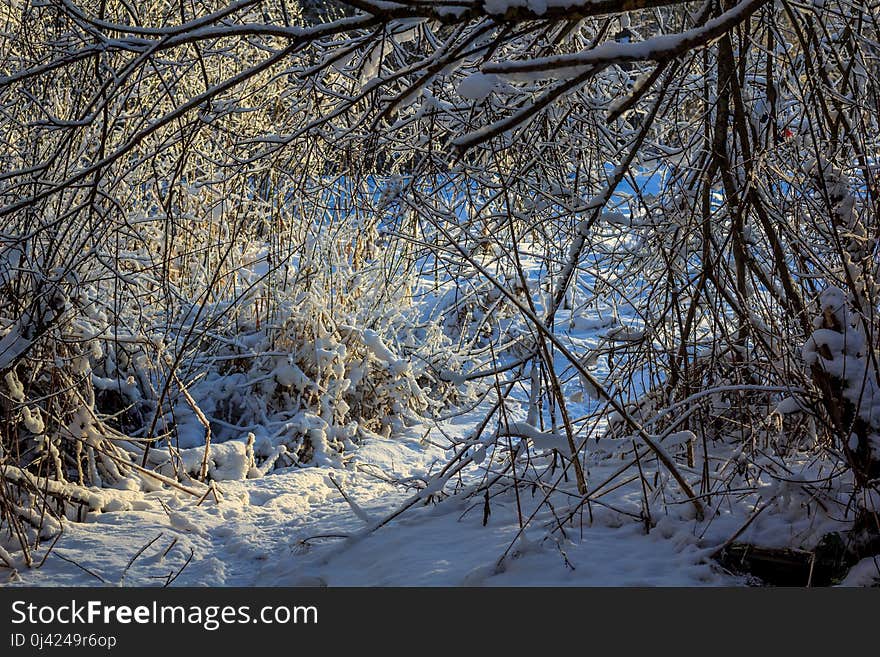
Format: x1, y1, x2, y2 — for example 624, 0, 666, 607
4, 424, 739, 587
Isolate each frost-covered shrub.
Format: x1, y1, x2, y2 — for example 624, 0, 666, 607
177, 271, 459, 471
805, 287, 880, 496
0, 243, 146, 484
0, 177, 474, 568
1, 209, 465, 479
0, 239, 159, 565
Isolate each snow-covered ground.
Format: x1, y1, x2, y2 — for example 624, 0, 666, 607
16, 412, 875, 586
3, 421, 738, 587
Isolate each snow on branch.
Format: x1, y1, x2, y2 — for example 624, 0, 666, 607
482, 0, 768, 75
339, 0, 705, 23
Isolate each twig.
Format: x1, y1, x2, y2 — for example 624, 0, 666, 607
328, 474, 373, 524
172, 371, 212, 482
163, 547, 195, 587
711, 499, 768, 558
124, 532, 164, 574
53, 552, 108, 584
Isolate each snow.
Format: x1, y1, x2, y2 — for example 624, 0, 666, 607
158, 440, 257, 482
482, 0, 578, 16
802, 288, 880, 443
840, 556, 880, 586
1, 426, 735, 586
21, 406, 45, 434
500, 420, 572, 454
4, 369, 25, 403
10, 411, 853, 586
362, 328, 408, 374
663, 431, 696, 448
0, 327, 32, 373
273, 361, 308, 389
775, 397, 802, 415
818, 286, 848, 323
456, 72, 499, 100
